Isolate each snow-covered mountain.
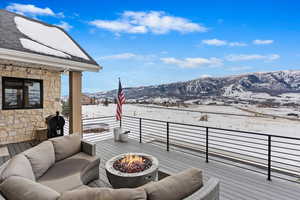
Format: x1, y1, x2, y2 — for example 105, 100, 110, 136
86, 70, 300, 104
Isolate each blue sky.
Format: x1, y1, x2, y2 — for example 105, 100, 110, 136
2, 0, 300, 95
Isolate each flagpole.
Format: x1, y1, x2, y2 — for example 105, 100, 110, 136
119, 77, 122, 128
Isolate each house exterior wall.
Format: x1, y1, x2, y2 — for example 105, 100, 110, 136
0, 64, 61, 144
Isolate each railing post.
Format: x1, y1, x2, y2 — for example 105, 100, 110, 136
139, 118, 142, 143
167, 122, 169, 151
267, 135, 272, 181
119, 118, 122, 128
206, 127, 209, 163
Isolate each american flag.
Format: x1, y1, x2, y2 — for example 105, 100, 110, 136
116, 79, 125, 121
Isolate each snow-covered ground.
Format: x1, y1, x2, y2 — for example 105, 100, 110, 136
83, 104, 300, 138
238, 104, 300, 118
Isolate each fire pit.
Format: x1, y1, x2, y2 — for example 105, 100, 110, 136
105, 153, 159, 188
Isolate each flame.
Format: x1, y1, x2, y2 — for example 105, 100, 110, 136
120, 155, 144, 167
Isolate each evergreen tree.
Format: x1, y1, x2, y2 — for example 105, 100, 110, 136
103, 98, 109, 106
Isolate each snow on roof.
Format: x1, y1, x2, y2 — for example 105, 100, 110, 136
20, 38, 71, 58
15, 16, 90, 60
0, 10, 100, 70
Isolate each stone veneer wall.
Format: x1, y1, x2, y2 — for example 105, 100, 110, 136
0, 64, 61, 144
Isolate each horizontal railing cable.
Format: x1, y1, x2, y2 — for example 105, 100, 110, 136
82, 115, 300, 183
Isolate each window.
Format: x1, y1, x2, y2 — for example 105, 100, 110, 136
2, 77, 43, 109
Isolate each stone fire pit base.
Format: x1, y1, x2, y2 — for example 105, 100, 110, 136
105, 153, 159, 188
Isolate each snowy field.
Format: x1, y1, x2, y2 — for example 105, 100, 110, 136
83, 104, 300, 138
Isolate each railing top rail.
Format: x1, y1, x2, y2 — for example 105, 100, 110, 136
122, 115, 300, 141
83, 116, 115, 120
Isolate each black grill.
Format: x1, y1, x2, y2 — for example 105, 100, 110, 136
46, 111, 65, 138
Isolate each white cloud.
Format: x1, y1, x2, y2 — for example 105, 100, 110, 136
56, 12, 65, 18
55, 21, 73, 31
253, 39, 274, 45
90, 20, 146, 34
6, 3, 58, 17
100, 53, 137, 60
89, 11, 207, 34
268, 54, 280, 60
202, 39, 227, 46
228, 42, 247, 47
225, 54, 280, 62
202, 38, 247, 47
161, 57, 223, 68
99, 53, 156, 61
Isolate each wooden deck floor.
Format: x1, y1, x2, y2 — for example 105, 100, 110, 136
1, 138, 300, 200
0, 141, 35, 165
96, 139, 300, 200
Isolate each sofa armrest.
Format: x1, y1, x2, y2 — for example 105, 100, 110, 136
0, 176, 60, 200
81, 140, 96, 156
187, 178, 220, 200
0, 193, 6, 200
141, 168, 203, 200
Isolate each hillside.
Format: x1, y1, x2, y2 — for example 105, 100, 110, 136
86, 70, 300, 104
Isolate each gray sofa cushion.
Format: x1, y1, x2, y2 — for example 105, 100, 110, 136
0, 176, 60, 200
141, 168, 203, 200
50, 135, 81, 162
0, 154, 35, 182
59, 187, 147, 200
23, 141, 55, 179
38, 152, 99, 193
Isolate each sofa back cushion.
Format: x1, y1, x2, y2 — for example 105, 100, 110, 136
0, 154, 35, 182
0, 176, 60, 200
24, 141, 55, 179
141, 168, 203, 200
0, 160, 9, 183
50, 135, 81, 162
59, 187, 146, 200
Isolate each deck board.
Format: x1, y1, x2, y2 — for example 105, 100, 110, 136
0, 138, 299, 200
95, 139, 300, 200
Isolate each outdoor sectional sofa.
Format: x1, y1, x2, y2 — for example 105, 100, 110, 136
0, 135, 220, 200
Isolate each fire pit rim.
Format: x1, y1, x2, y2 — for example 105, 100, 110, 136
105, 152, 159, 177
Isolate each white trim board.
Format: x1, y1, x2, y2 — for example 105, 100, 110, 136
0, 48, 102, 72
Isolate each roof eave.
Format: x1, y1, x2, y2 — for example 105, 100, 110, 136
0, 48, 102, 72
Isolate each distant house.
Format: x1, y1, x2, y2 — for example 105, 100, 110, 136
0, 10, 101, 144
82, 94, 96, 105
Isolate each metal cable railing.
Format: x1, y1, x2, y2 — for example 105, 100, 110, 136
80, 115, 300, 184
